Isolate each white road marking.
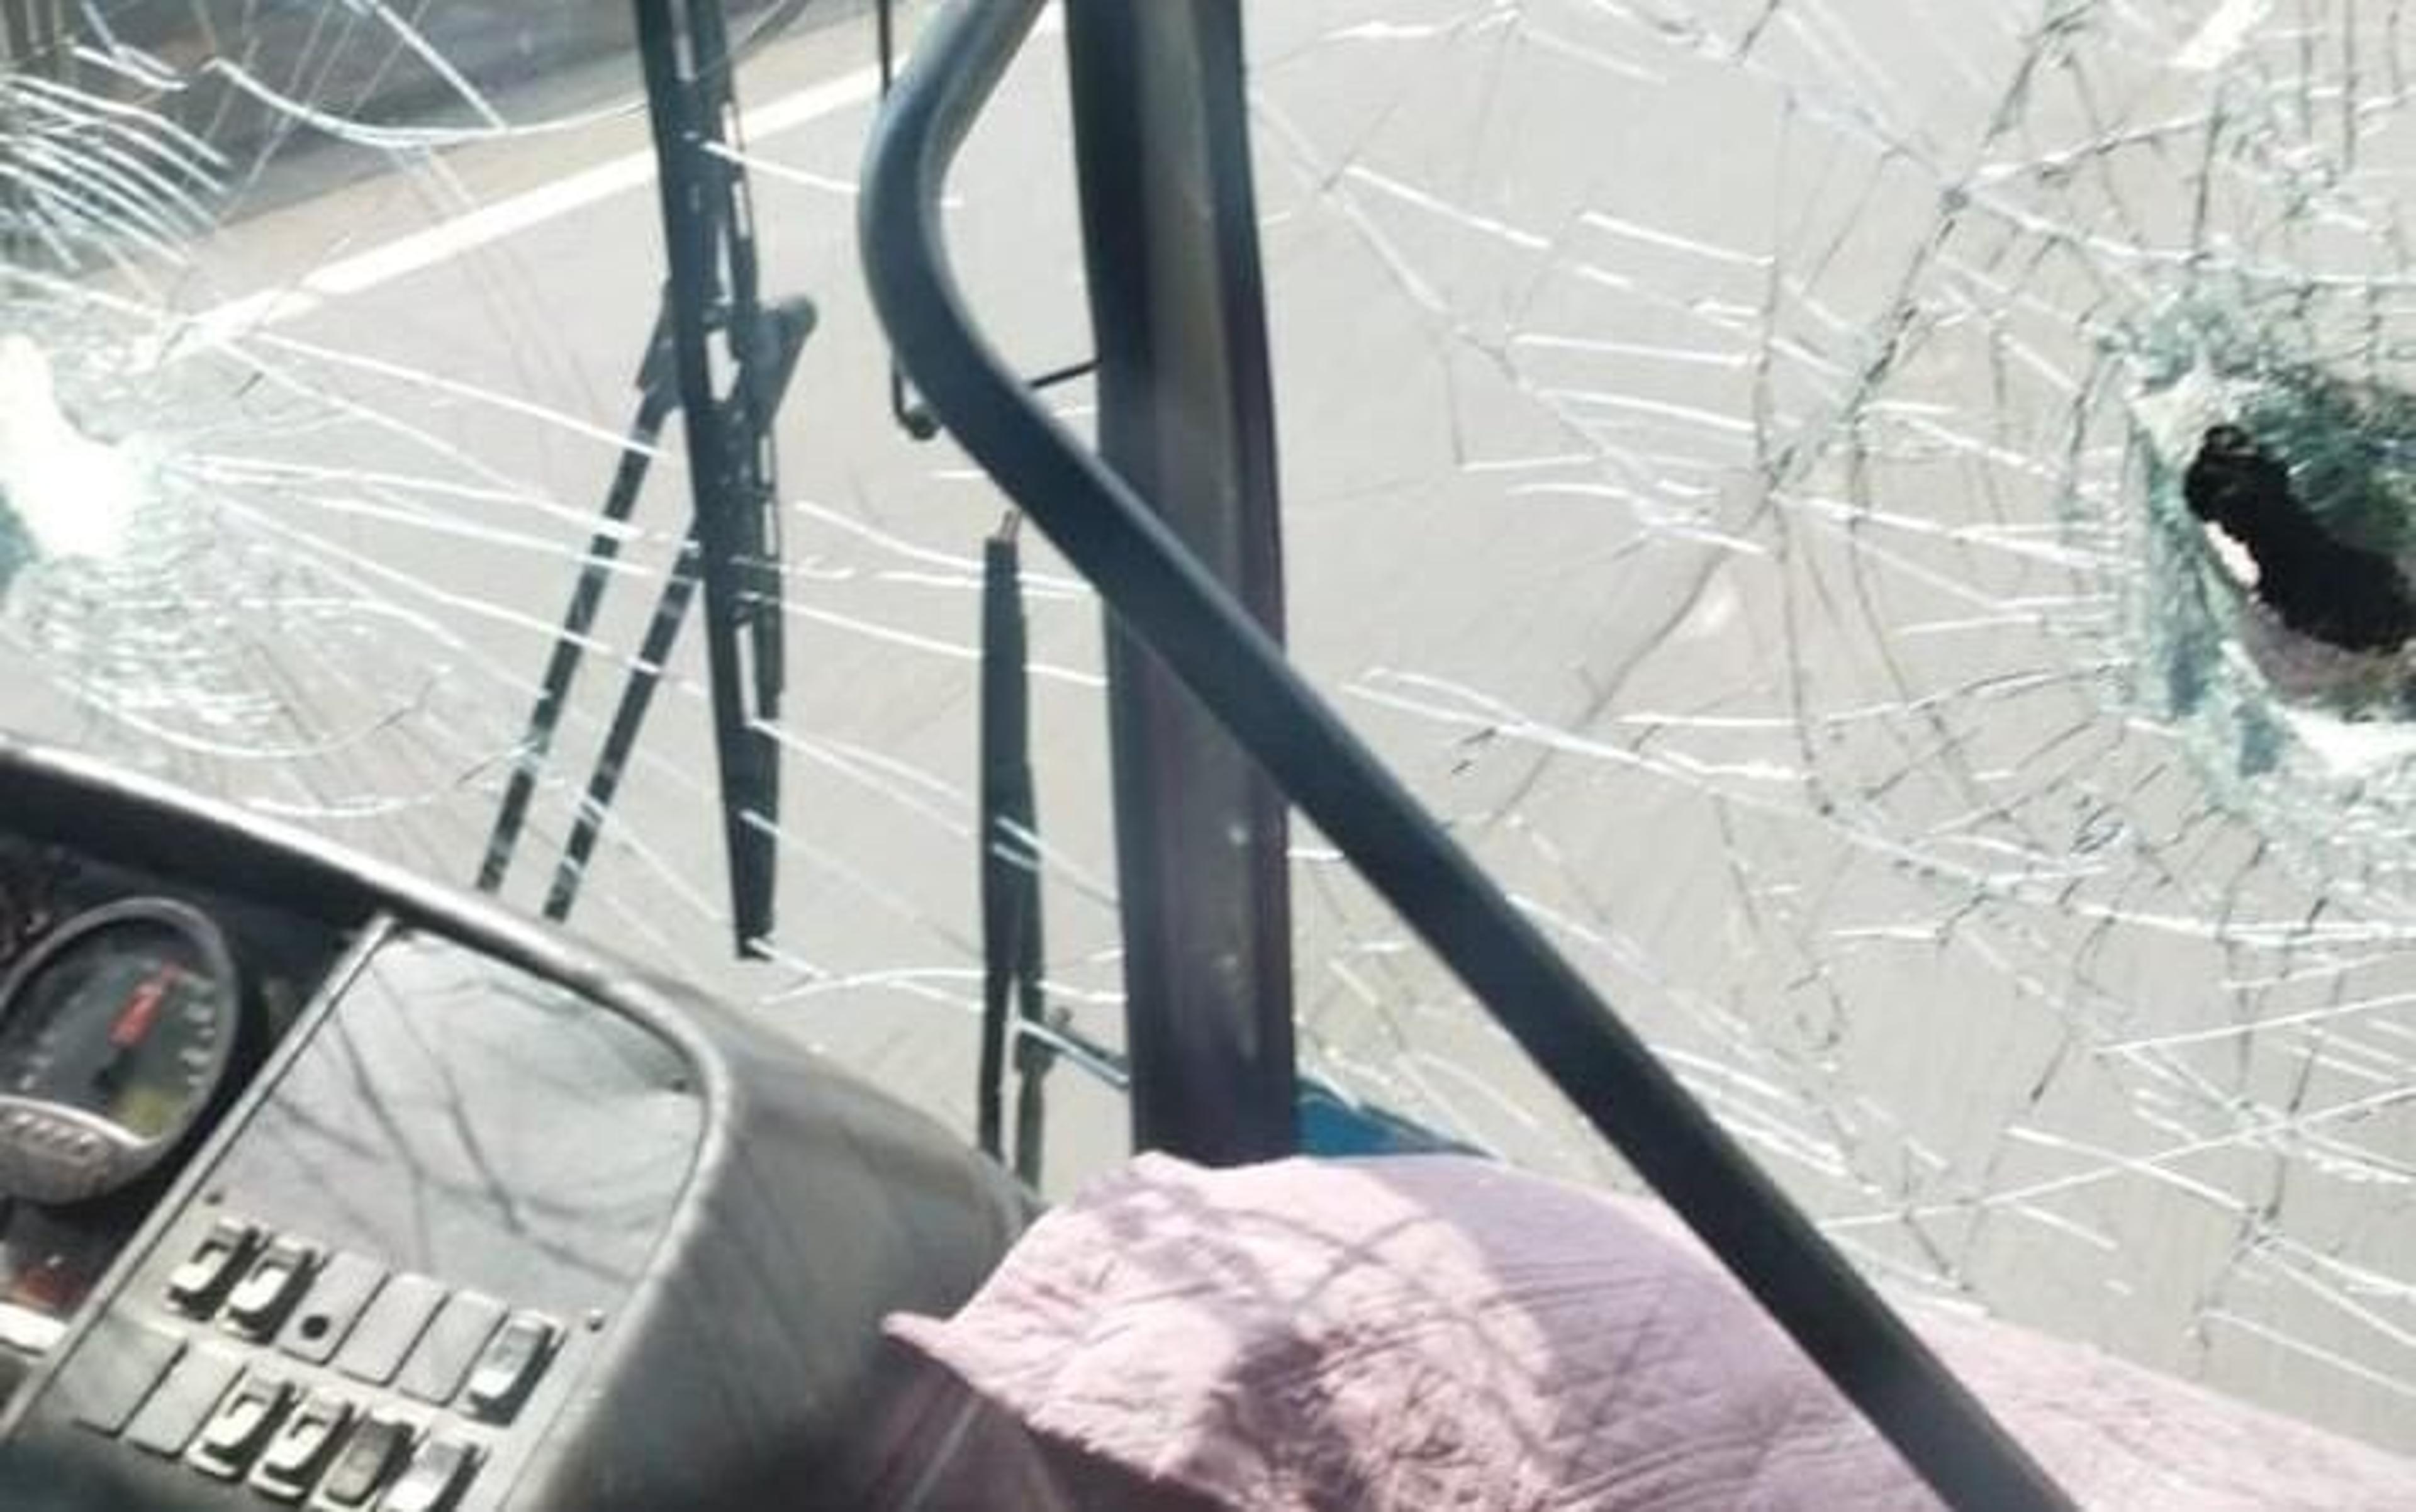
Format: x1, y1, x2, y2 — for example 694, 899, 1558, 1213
188, 63, 882, 340
186, 11, 1070, 345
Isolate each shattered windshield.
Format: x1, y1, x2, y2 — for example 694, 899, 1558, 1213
3, 0, 2412, 1458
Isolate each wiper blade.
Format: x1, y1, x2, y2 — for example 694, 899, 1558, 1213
481, 0, 810, 959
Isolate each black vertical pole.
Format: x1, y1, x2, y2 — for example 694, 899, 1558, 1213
1062, 1, 1296, 1163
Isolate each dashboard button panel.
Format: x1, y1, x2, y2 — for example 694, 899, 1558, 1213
60, 1214, 572, 1506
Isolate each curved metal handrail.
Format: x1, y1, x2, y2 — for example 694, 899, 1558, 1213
857, 4, 2074, 1508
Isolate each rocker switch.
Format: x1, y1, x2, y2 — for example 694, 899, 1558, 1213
462, 1311, 556, 1421
167, 1217, 261, 1316
225, 1236, 319, 1339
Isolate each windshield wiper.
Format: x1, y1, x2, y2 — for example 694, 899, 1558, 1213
480, 0, 805, 960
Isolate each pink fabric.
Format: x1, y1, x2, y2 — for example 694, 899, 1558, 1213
886, 1153, 2416, 1511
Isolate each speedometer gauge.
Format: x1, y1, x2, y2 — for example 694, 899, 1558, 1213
0, 900, 238, 1204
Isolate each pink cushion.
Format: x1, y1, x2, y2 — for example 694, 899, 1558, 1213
885, 1153, 2416, 1511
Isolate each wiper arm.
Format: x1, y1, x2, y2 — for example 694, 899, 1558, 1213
481, 0, 809, 959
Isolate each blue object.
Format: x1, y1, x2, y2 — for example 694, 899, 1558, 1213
1297, 1080, 1476, 1158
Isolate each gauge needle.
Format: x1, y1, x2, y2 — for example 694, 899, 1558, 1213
108, 966, 179, 1051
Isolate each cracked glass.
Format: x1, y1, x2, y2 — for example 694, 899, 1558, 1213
1, 0, 2411, 1457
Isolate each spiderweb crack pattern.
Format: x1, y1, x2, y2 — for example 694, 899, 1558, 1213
0, 0, 2410, 1452
1249, 0, 2416, 1448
